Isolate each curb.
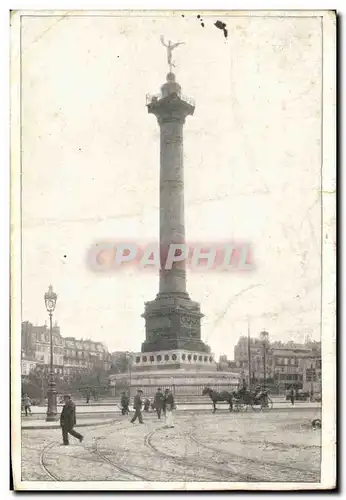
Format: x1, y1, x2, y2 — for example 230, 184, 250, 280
22, 406, 320, 420
22, 406, 321, 428
22, 418, 115, 431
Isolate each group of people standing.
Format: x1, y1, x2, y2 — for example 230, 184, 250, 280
121, 387, 175, 428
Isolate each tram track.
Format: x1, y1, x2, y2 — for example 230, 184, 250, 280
38, 414, 319, 483
39, 441, 62, 481
187, 430, 320, 482
144, 427, 261, 482
92, 447, 149, 481
38, 419, 141, 481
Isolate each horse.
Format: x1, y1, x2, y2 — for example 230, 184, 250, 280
202, 387, 234, 413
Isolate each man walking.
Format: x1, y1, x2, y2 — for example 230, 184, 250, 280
131, 389, 144, 424
60, 394, 84, 445
164, 388, 175, 428
154, 388, 165, 420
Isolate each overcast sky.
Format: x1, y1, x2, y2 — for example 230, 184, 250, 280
21, 12, 322, 358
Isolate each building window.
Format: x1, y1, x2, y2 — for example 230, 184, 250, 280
209, 356, 213, 362
199, 355, 202, 361
172, 354, 177, 361
143, 356, 147, 362
204, 356, 208, 362
182, 354, 186, 360
150, 355, 154, 362
164, 354, 169, 361
157, 355, 162, 362
193, 355, 197, 361
188, 355, 192, 361
135, 356, 140, 363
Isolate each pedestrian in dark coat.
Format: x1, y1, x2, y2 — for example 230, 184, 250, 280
120, 391, 129, 415
60, 395, 84, 445
130, 389, 144, 424
154, 388, 165, 420
289, 387, 296, 406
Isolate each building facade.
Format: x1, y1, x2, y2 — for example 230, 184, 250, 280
21, 321, 111, 377
300, 354, 322, 394
21, 321, 64, 374
63, 337, 111, 376
21, 352, 41, 376
233, 335, 321, 392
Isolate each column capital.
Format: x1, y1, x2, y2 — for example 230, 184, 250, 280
147, 94, 194, 124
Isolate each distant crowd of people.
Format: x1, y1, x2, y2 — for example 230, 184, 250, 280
121, 387, 176, 428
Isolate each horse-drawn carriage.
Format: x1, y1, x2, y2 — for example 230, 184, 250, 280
232, 388, 273, 412
202, 386, 273, 413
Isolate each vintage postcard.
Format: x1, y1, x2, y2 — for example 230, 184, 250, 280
11, 10, 336, 491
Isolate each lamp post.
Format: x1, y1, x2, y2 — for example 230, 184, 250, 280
260, 330, 269, 390
310, 362, 314, 400
44, 285, 58, 421
247, 318, 251, 389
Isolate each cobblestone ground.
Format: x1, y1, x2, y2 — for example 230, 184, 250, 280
21, 408, 321, 483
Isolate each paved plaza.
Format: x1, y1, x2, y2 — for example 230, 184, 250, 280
21, 407, 321, 483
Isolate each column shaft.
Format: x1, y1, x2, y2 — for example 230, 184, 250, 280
159, 119, 186, 294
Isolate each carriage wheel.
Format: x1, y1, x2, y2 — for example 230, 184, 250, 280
251, 400, 262, 412
234, 402, 244, 412
261, 397, 273, 411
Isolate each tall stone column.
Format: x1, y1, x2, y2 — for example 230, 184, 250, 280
141, 73, 210, 354
158, 92, 188, 296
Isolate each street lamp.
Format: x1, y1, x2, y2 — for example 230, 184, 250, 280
310, 362, 314, 400
260, 330, 269, 390
44, 285, 58, 421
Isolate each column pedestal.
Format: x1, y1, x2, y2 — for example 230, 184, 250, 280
141, 293, 210, 353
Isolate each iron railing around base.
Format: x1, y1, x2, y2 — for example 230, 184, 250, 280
146, 92, 195, 107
